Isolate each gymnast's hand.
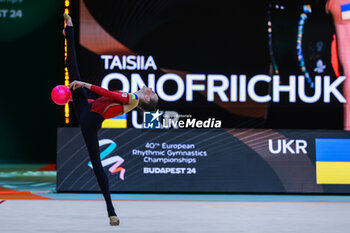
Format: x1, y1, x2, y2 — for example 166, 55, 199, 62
68, 81, 91, 90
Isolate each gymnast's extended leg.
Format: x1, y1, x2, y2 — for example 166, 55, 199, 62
64, 20, 88, 119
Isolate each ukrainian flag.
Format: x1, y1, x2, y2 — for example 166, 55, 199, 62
315, 138, 350, 184
102, 113, 127, 128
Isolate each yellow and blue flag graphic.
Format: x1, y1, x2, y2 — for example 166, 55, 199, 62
315, 138, 350, 184
102, 113, 127, 128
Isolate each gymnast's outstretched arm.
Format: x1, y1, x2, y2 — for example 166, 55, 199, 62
68, 80, 140, 111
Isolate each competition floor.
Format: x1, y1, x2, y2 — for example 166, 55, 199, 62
1, 164, 350, 233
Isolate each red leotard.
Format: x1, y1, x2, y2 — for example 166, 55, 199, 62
89, 85, 130, 119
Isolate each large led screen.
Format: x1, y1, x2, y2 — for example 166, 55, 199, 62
77, 0, 350, 130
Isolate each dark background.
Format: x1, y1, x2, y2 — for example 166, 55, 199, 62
0, 1, 65, 163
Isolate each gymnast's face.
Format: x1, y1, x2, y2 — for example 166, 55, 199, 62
141, 86, 158, 103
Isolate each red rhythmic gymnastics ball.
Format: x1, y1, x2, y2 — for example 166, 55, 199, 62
51, 85, 71, 105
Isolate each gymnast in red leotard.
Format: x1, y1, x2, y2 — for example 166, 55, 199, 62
63, 14, 158, 226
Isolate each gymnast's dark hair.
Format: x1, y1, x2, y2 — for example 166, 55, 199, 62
138, 97, 158, 111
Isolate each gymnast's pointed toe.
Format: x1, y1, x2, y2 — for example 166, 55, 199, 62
109, 216, 120, 226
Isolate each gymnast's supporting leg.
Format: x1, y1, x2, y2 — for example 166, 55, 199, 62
80, 115, 117, 218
